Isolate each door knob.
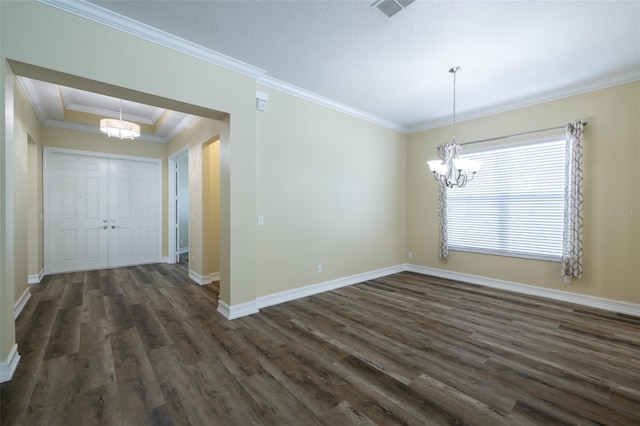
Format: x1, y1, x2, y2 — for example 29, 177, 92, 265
98, 225, 108, 229
111, 225, 120, 229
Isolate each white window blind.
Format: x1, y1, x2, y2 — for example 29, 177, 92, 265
447, 138, 565, 261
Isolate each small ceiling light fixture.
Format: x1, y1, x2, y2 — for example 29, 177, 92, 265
100, 100, 140, 140
427, 66, 482, 188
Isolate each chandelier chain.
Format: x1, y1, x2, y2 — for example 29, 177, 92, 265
450, 66, 460, 142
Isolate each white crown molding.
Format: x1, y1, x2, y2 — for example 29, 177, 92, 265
258, 76, 408, 133
164, 115, 199, 143
408, 69, 640, 134
36, 0, 265, 80
44, 119, 167, 143
60, 95, 159, 125
36, 0, 639, 137
36, 0, 404, 133
16, 77, 48, 124
14, 287, 32, 320
0, 344, 20, 383
407, 264, 640, 318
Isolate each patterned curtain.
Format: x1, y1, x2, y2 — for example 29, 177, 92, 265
437, 144, 449, 259
439, 184, 448, 259
562, 121, 585, 282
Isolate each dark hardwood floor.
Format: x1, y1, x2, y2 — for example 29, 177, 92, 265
1, 263, 639, 425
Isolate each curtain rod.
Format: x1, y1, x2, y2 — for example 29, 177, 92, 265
459, 121, 588, 147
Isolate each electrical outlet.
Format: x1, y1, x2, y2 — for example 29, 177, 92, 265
317, 264, 323, 273
408, 251, 413, 259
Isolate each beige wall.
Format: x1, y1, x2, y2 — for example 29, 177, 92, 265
14, 79, 42, 303
177, 155, 189, 251
255, 86, 407, 297
203, 139, 221, 276
27, 140, 42, 278
408, 81, 640, 304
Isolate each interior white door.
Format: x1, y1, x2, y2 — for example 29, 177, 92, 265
47, 151, 161, 273
48, 153, 109, 273
108, 158, 160, 267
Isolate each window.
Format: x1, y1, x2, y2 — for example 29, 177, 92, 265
447, 138, 565, 261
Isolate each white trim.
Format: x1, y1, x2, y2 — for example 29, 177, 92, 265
16, 76, 47, 123
257, 264, 406, 310
28, 269, 44, 284
188, 269, 218, 286
406, 264, 640, 318
164, 115, 198, 143
408, 70, 640, 134
178, 247, 189, 255
216, 264, 405, 319
213, 262, 639, 320
14, 288, 31, 320
160, 256, 171, 263
36, 0, 265, 80
258, 77, 407, 133
35, 0, 640, 137
36, 0, 403, 134
43, 146, 164, 165
0, 344, 20, 383
217, 300, 259, 320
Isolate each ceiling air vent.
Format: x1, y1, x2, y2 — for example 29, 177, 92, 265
372, 0, 415, 18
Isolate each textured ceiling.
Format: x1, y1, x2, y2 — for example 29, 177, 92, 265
52, 1, 640, 131
86, 0, 640, 130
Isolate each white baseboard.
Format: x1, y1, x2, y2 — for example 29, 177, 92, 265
217, 300, 259, 320
179, 247, 189, 255
406, 264, 640, 317
257, 264, 406, 310
217, 264, 406, 320
161, 256, 172, 264
27, 269, 44, 284
214, 262, 639, 321
188, 270, 219, 286
14, 287, 31, 320
0, 344, 20, 383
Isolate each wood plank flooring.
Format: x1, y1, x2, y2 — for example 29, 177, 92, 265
2, 262, 639, 425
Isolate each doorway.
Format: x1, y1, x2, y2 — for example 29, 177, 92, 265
44, 148, 162, 274
170, 150, 190, 266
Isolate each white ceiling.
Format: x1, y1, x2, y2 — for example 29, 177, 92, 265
19, 77, 198, 143
34, 0, 640, 134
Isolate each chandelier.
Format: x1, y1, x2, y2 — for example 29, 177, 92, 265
100, 100, 140, 140
427, 67, 481, 188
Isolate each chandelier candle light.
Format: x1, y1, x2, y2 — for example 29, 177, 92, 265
427, 67, 481, 188
100, 100, 141, 140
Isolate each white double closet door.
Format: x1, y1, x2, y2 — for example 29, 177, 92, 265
46, 150, 161, 274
